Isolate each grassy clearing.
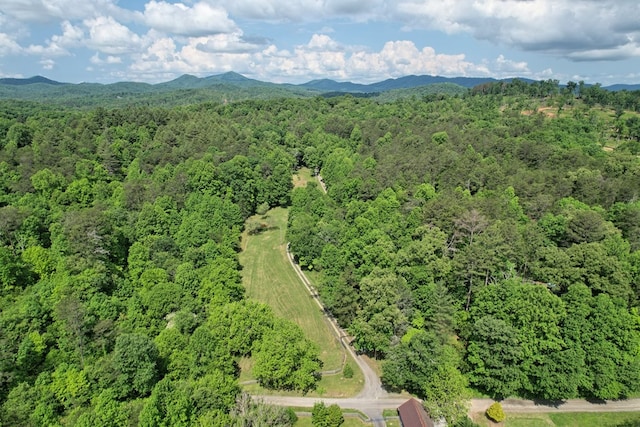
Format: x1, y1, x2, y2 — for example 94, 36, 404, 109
293, 167, 314, 188
239, 207, 343, 370
239, 356, 364, 398
548, 412, 640, 427
471, 411, 640, 427
238, 205, 364, 397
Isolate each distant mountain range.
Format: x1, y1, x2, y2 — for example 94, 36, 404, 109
1, 72, 638, 108
2, 71, 639, 92
0, 75, 65, 86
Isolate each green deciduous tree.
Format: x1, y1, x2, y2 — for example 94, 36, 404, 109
113, 333, 159, 398
138, 378, 192, 427
466, 316, 524, 398
382, 330, 468, 425
469, 279, 566, 398
349, 268, 408, 358
253, 319, 322, 392
311, 401, 344, 427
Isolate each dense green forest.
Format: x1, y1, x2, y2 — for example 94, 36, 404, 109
1, 79, 640, 425
285, 83, 640, 421
0, 99, 310, 426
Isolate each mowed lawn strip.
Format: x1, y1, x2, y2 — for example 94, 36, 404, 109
472, 411, 640, 427
239, 206, 344, 371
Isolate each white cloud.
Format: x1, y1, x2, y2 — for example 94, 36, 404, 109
84, 16, 144, 55
127, 33, 491, 83
130, 35, 254, 78
218, 0, 387, 22
567, 43, 640, 62
0, 33, 22, 56
0, 0, 121, 22
195, 32, 267, 53
26, 21, 84, 56
39, 58, 55, 70
90, 53, 122, 64
0, 69, 23, 78
142, 1, 237, 36
220, 0, 322, 22
392, 0, 640, 61
495, 54, 529, 74
307, 34, 342, 51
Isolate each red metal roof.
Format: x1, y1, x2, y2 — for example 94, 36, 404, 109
398, 398, 435, 427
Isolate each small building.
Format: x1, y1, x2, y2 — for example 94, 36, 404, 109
397, 398, 435, 427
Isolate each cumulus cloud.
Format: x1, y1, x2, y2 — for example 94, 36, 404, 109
307, 34, 342, 51
0, 33, 22, 56
84, 16, 144, 55
129, 34, 253, 78
127, 33, 490, 83
0, 69, 23, 78
0, 0, 122, 22
90, 53, 122, 64
219, 0, 321, 22
392, 0, 640, 61
26, 21, 84, 56
39, 59, 55, 70
142, 1, 237, 36
495, 54, 529, 74
217, 0, 387, 22
345, 41, 484, 81
195, 32, 267, 53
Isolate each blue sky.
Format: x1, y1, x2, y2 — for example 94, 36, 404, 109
1, 0, 639, 85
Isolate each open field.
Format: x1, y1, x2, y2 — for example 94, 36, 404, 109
239, 356, 364, 398
238, 205, 364, 397
293, 167, 314, 188
471, 411, 640, 427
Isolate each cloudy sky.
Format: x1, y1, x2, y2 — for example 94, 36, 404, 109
1, 0, 639, 85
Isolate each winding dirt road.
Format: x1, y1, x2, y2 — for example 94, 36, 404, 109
286, 243, 386, 400
285, 243, 392, 425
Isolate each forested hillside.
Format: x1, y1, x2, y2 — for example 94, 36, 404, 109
285, 82, 640, 422
0, 100, 310, 426
1, 80, 640, 425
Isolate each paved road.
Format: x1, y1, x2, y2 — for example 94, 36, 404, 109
258, 394, 640, 426
256, 395, 407, 426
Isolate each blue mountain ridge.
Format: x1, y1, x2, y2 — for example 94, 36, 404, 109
1, 72, 639, 92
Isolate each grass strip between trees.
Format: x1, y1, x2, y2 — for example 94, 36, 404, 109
238, 205, 364, 397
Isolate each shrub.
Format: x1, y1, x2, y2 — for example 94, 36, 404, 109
486, 402, 506, 422
343, 363, 354, 379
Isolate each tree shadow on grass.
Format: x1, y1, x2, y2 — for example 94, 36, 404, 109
531, 398, 566, 409
612, 421, 640, 427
